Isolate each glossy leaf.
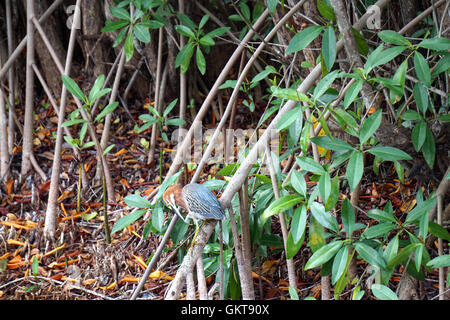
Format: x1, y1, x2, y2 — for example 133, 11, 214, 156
346, 151, 363, 191
291, 170, 307, 197
405, 196, 436, 224
378, 30, 410, 46
422, 126, 435, 168
343, 79, 363, 109
305, 240, 344, 270
371, 284, 398, 300
276, 106, 302, 132
296, 156, 325, 174
196, 47, 206, 75
414, 51, 431, 88
286, 26, 324, 54
313, 70, 339, 102
311, 136, 354, 152
290, 205, 307, 243
332, 246, 349, 285
366, 146, 412, 161
386, 243, 420, 269
341, 198, 355, 237
317, 0, 335, 20
61, 75, 86, 102
359, 109, 382, 145
322, 26, 336, 71
111, 209, 146, 234
262, 195, 303, 224
426, 255, 450, 268
355, 242, 386, 268
310, 201, 339, 233
366, 208, 397, 223
418, 37, 450, 51
411, 120, 427, 151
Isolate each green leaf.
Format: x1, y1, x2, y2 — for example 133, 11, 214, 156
378, 30, 410, 46
124, 193, 152, 208
165, 118, 186, 127
286, 26, 324, 54
62, 119, 86, 127
199, 35, 215, 46
175, 25, 195, 38
310, 136, 354, 152
111, 209, 146, 235
310, 201, 339, 233
196, 46, 206, 75
317, 0, 335, 20
290, 205, 307, 243
428, 221, 450, 241
366, 146, 412, 161
291, 170, 307, 197
286, 231, 303, 259
308, 216, 326, 252
138, 20, 165, 29
355, 242, 386, 268
432, 53, 450, 77
371, 284, 398, 300
134, 23, 151, 43
422, 126, 435, 168
276, 106, 302, 132
88, 75, 105, 103
366, 208, 397, 223
267, 0, 278, 13
95, 102, 119, 122
110, 6, 130, 20
102, 19, 129, 32
343, 79, 363, 109
124, 31, 134, 62
365, 45, 406, 74
341, 198, 355, 237
414, 51, 431, 88
332, 246, 349, 285
325, 173, 340, 211
361, 222, 395, 239
262, 195, 303, 224
359, 109, 382, 145
31, 255, 39, 276
313, 70, 339, 102
305, 240, 344, 270
418, 37, 450, 51
113, 26, 128, 47
152, 205, 164, 233
289, 285, 300, 300
346, 151, 363, 191
386, 243, 420, 269
155, 170, 183, 202
318, 171, 331, 203
295, 156, 326, 174
426, 255, 450, 268
411, 120, 427, 151
175, 42, 195, 73
401, 110, 421, 121
322, 26, 336, 71
103, 144, 115, 156
405, 196, 436, 224
61, 75, 86, 102
270, 87, 310, 102
198, 14, 210, 30
205, 27, 230, 38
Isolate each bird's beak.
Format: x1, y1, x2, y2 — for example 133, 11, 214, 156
171, 203, 188, 223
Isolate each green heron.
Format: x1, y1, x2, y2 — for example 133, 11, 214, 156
163, 183, 225, 251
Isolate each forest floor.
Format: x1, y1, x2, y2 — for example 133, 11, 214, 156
0, 95, 444, 300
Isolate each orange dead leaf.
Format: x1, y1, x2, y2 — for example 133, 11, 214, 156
57, 190, 71, 202
252, 271, 272, 285
142, 187, 155, 196
120, 276, 139, 284
5, 179, 14, 196
48, 258, 79, 269
132, 254, 148, 270
368, 106, 377, 114
99, 281, 117, 290
82, 279, 97, 286
0, 252, 11, 260
43, 243, 66, 257
114, 148, 129, 156
120, 178, 130, 189
150, 270, 174, 281
7, 239, 26, 246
